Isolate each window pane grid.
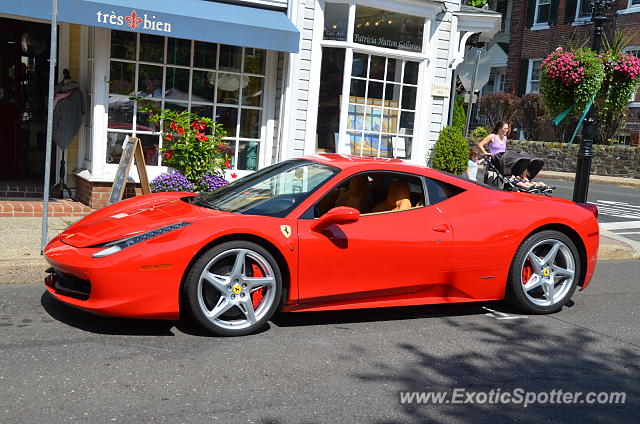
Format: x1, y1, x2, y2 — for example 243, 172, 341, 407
347, 54, 416, 159
108, 31, 266, 170
110, 57, 266, 78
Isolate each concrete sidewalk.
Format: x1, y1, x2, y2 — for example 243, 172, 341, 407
0, 217, 637, 285
0, 217, 77, 284
538, 171, 640, 188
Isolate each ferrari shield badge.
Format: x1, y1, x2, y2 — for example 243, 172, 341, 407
543, 268, 550, 277
232, 284, 242, 294
280, 225, 292, 239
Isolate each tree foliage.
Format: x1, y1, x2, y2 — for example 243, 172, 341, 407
520, 93, 547, 141
469, 126, 489, 140
477, 93, 522, 129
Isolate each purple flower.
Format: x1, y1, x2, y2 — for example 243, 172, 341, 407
150, 171, 195, 193
196, 173, 229, 192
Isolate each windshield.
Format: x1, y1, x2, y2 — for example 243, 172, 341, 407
192, 160, 340, 217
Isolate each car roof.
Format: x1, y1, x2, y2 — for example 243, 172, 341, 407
298, 153, 497, 192
299, 153, 418, 171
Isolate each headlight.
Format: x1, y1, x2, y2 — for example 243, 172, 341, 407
92, 222, 191, 258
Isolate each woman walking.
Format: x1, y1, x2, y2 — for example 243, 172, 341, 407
478, 122, 510, 156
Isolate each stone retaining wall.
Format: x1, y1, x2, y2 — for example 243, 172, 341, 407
507, 140, 640, 179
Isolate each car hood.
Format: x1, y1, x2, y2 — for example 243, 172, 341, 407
60, 194, 227, 248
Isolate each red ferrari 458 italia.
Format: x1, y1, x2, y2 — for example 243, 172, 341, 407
44, 154, 599, 336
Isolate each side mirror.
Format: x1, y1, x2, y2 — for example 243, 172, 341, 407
311, 206, 360, 232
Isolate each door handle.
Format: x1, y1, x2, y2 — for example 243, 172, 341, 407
432, 224, 449, 233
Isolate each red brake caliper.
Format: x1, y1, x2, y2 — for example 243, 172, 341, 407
522, 260, 533, 285
250, 263, 265, 308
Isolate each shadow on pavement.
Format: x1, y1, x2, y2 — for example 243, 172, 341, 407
40, 291, 177, 336
350, 317, 639, 423
271, 301, 518, 328
40, 290, 272, 337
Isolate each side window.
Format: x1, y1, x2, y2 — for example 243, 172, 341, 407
424, 177, 464, 206
310, 172, 426, 218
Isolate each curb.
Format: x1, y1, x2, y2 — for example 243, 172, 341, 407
598, 230, 640, 261
598, 243, 640, 260
539, 171, 640, 189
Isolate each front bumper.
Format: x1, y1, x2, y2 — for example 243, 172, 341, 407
43, 236, 188, 320
45, 268, 91, 300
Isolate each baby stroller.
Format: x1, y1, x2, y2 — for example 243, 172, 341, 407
483, 151, 554, 195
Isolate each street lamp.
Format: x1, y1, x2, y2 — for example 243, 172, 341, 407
572, 0, 614, 203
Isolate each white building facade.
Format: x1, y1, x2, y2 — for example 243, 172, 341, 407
0, 0, 499, 208
278, 0, 501, 165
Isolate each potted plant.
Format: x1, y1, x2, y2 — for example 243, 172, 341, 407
136, 100, 233, 193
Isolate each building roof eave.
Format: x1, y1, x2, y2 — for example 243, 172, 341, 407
454, 6, 502, 41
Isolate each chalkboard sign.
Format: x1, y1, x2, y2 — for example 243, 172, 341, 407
108, 137, 151, 205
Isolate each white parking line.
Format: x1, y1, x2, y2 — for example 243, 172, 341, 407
482, 306, 528, 320
600, 220, 640, 231
593, 201, 640, 220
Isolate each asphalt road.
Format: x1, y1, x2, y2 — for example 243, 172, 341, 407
1, 260, 638, 423
544, 179, 640, 243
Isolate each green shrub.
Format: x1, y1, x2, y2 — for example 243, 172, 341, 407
452, 101, 467, 134
470, 126, 489, 140
432, 126, 469, 175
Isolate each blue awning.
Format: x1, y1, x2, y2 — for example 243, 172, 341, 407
1, 0, 300, 52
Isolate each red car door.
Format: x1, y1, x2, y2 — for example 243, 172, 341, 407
296, 206, 453, 303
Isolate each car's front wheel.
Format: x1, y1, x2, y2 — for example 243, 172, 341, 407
184, 241, 283, 336
507, 230, 580, 314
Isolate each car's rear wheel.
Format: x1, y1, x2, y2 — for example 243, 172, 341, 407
184, 241, 282, 336
507, 230, 580, 314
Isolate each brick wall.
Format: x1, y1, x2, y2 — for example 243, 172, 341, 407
74, 176, 144, 209
506, 0, 640, 95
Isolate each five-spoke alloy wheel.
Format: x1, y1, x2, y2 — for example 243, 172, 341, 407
507, 230, 581, 314
184, 241, 283, 336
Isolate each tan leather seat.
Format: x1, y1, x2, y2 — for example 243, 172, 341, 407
334, 175, 371, 213
371, 181, 412, 213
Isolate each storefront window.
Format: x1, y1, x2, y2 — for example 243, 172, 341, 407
347, 54, 417, 158
323, 3, 349, 41
354, 6, 424, 53
107, 30, 266, 170
317, 3, 426, 160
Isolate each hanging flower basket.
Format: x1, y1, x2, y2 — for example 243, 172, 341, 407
599, 51, 640, 116
540, 47, 605, 117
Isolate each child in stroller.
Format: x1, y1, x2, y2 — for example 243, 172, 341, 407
483, 151, 555, 195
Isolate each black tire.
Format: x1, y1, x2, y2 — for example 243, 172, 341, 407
506, 230, 580, 314
183, 240, 283, 336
